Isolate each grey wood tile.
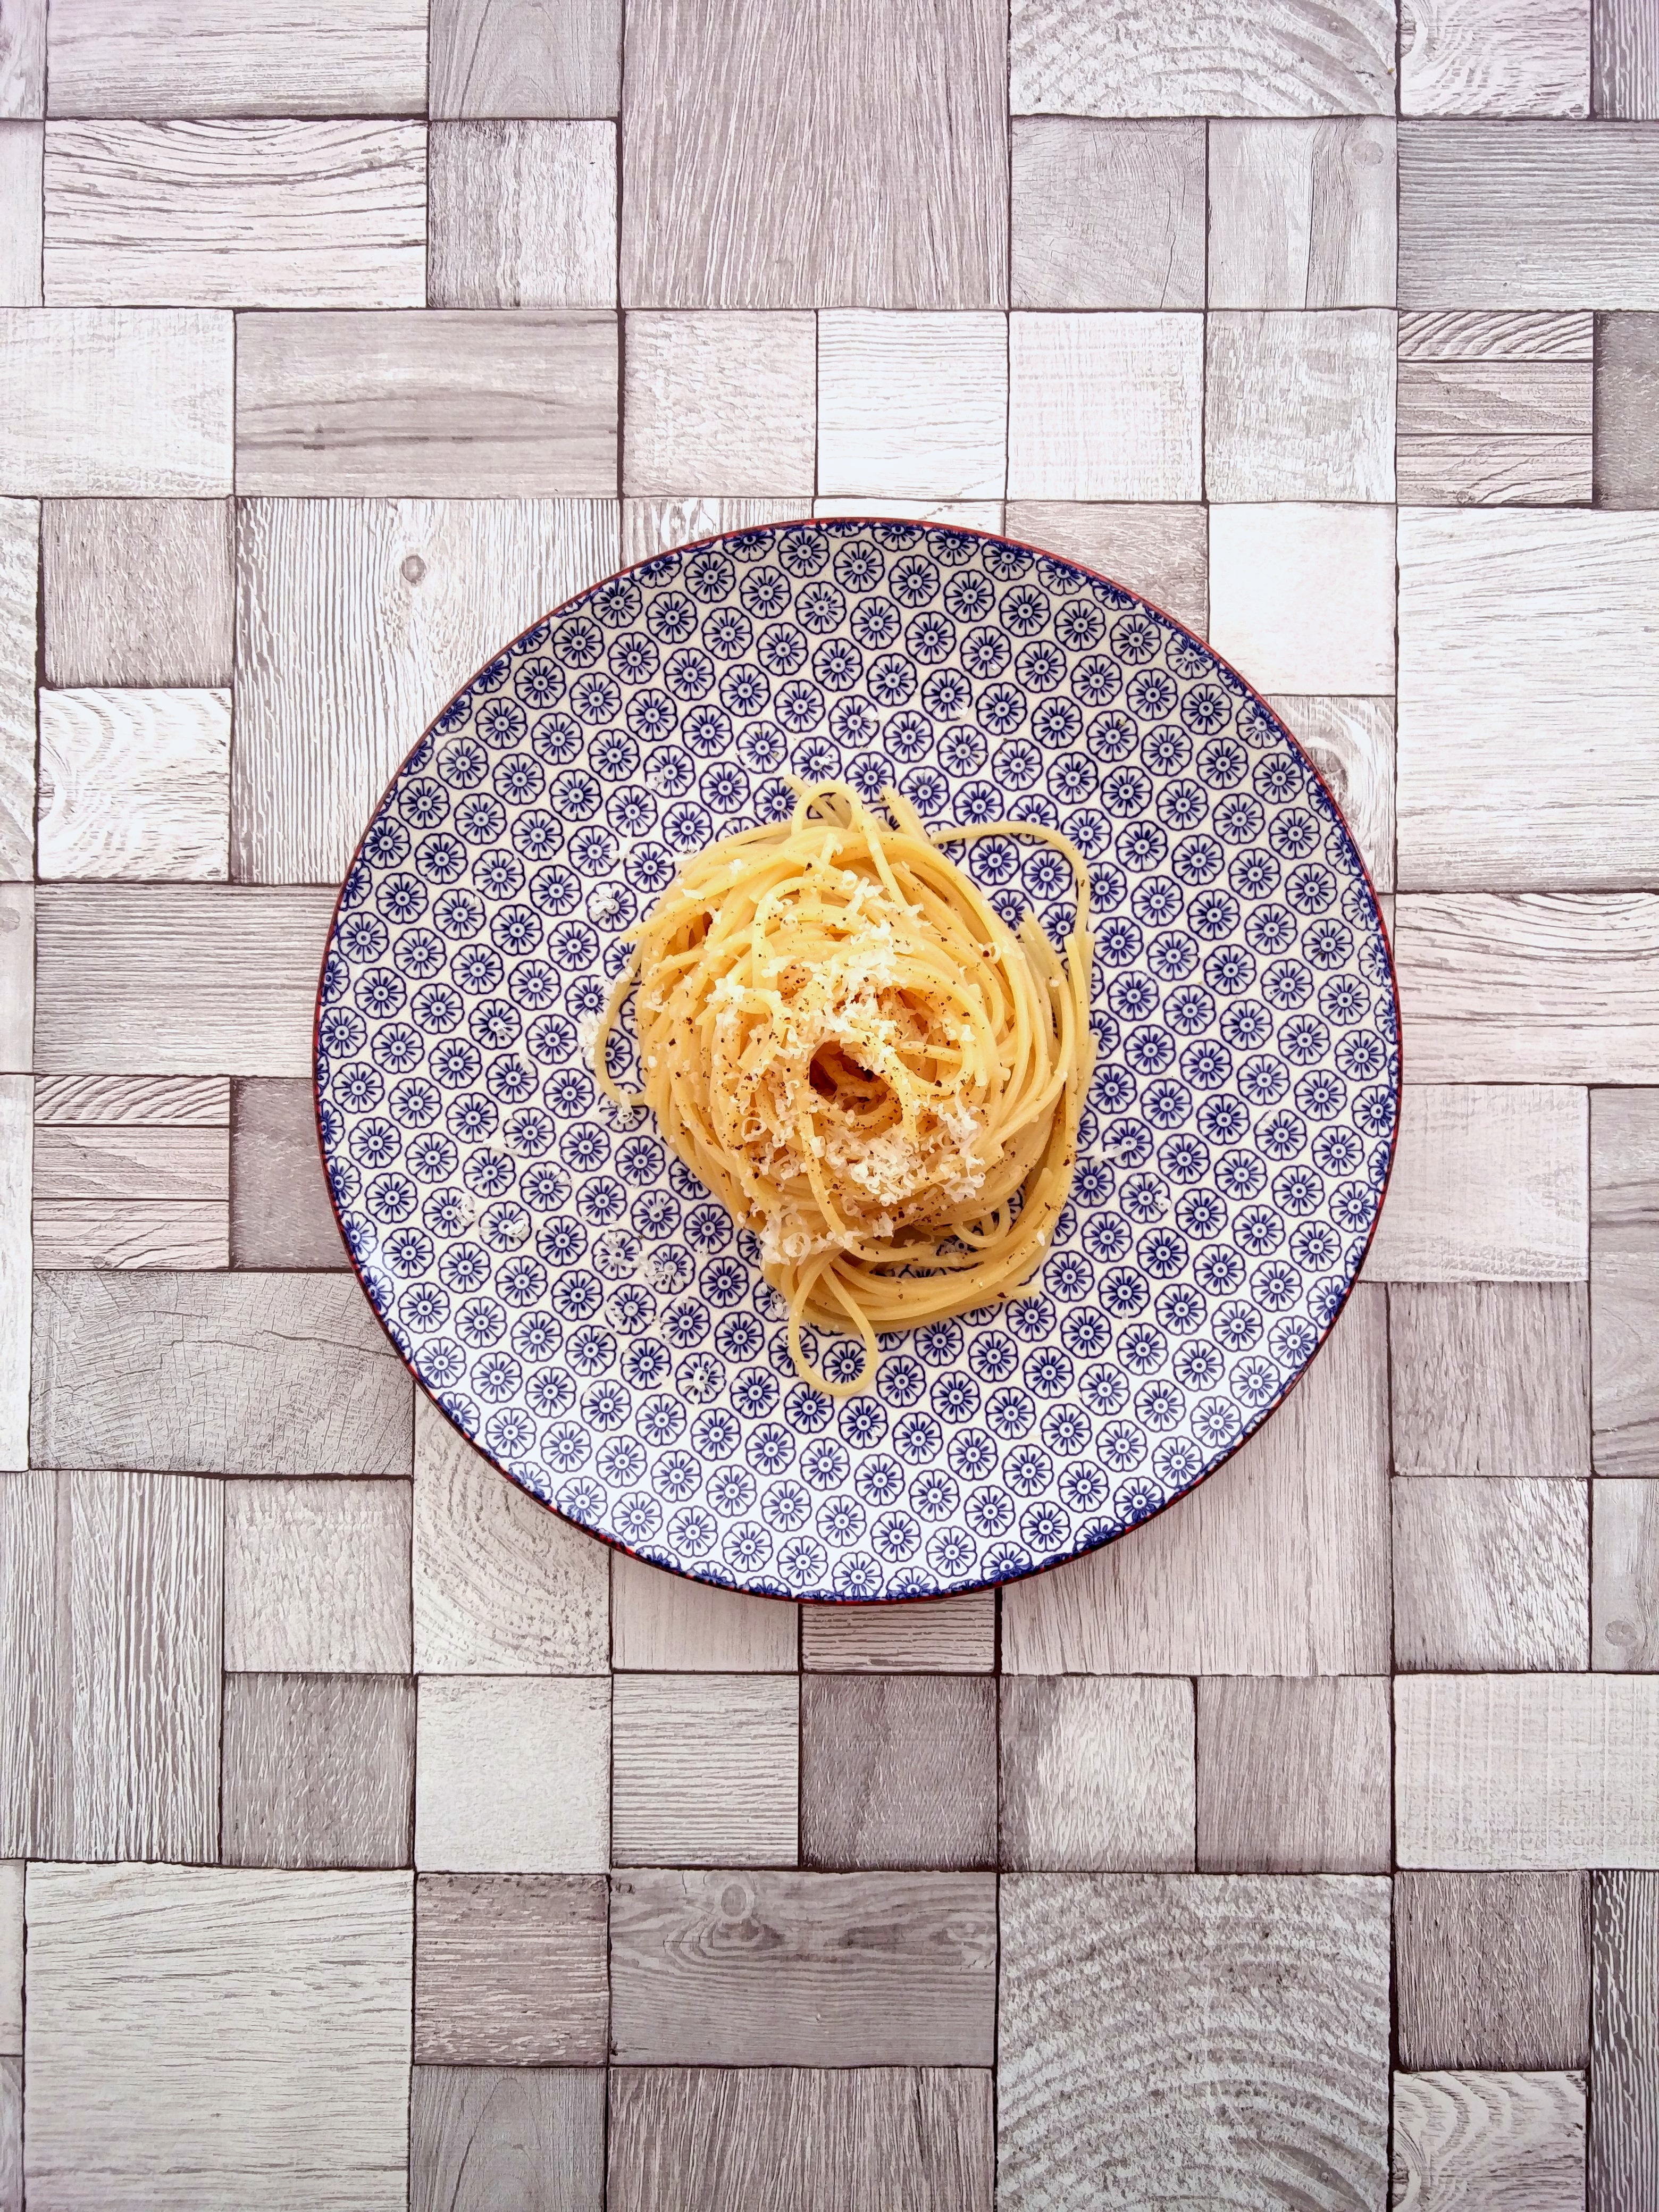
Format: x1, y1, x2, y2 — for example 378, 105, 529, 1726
621, 0, 1007, 309
608, 2067, 993, 2212
414, 1872, 608, 2065
1401, 433, 1595, 506
229, 1078, 348, 1271
37, 689, 230, 880
1000, 1676, 1195, 1872
0, 498, 36, 884
413, 1400, 609, 1674
609, 1869, 996, 2065
801, 1675, 995, 1870
1402, 308, 1599, 360
0, 2054, 15, 2212
1011, 120, 1204, 309
818, 312, 1006, 502
1593, 1481, 1659, 1667
1008, 312, 1202, 500
1593, 0, 1659, 115
0, 1860, 20, 2051
1208, 502, 1396, 693
1196, 1676, 1390, 1873
621, 497, 805, 565
1264, 693, 1395, 891
613, 1553, 796, 1671
1002, 1284, 1389, 1675
611, 1673, 797, 1867
430, 121, 616, 309
24, 1863, 412, 2211
1399, 343, 1594, 434
225, 1479, 411, 1673
1400, 122, 1659, 308
222, 1672, 414, 1870
1002, 501, 1206, 631
44, 497, 232, 689
1399, 309, 1593, 505
0, 0, 43, 118
998, 1873, 1390, 2206
0, 1080, 25, 1470
813, 496, 1005, 531
1403, 0, 1591, 116
412, 2066, 605, 2212
1365, 1086, 1588, 1281
1390, 1284, 1590, 1479
1394, 1478, 1590, 1671
1593, 1088, 1659, 1476
1010, 0, 1395, 116
34, 1075, 228, 1125
625, 312, 816, 497
31, 1068, 230, 1274
43, 120, 425, 309
430, 0, 621, 119
801, 1590, 993, 1672
416, 1676, 609, 1873
33, 1125, 227, 1202
0, 1468, 221, 1861
1206, 308, 1395, 502
1208, 119, 1395, 308
0, 891, 29, 1075
31, 1199, 228, 1272
233, 497, 618, 885
1395, 1872, 1590, 2070
0, 122, 40, 305
29, 1270, 412, 1473
1396, 1674, 1659, 1866
1393, 2071, 1587, 2210
1594, 312, 1659, 506
0, 307, 231, 495
1590, 1871, 1659, 2210
45, 0, 427, 116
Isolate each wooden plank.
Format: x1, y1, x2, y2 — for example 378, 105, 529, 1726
413, 1872, 608, 2065
0, 499, 36, 883
801, 1591, 993, 1672
224, 1479, 412, 1673
0, 887, 28, 1074
608, 2067, 993, 2212
1393, 1478, 1589, 1670
1397, 431, 1593, 505
1208, 501, 1396, 693
1365, 1086, 1588, 1281
0, 307, 231, 495
43, 498, 232, 689
1002, 501, 1205, 631
1594, 1480, 1659, 1667
1208, 119, 1395, 308
609, 1869, 996, 2065
416, 1675, 609, 1873
813, 496, 1004, 529
413, 1398, 609, 1673
1396, 1673, 1659, 1866
0, 0, 43, 116
412, 2066, 606, 2212
1011, 119, 1203, 308
1390, 1284, 1590, 1478
817, 311, 1004, 500
1266, 693, 1394, 891
34, 1125, 227, 1199
34, 1077, 228, 1127
0, 2055, 15, 2212
430, 121, 615, 309
0, 123, 41, 306
229, 1078, 348, 1271
1195, 1675, 1390, 1873
611, 1674, 798, 1867
624, 311, 816, 496
1595, 309, 1659, 507
1392, 2072, 1587, 2211
45, 0, 426, 116
1009, 311, 1201, 499
1002, 1285, 1389, 1676
29, 1270, 413, 1474
998, 1873, 1390, 2205
801, 1675, 996, 1870
1593, 1088, 1659, 1476
1204, 308, 1395, 502
24, 1863, 412, 2211
222, 1673, 414, 1871
1010, 0, 1394, 115
32, 1200, 228, 1271
1395, 1872, 1590, 2070
1000, 1676, 1195, 1872
621, 497, 802, 565
430, 0, 621, 119
1590, 1870, 1659, 2208
1400, 309, 1595, 358
0, 1080, 27, 1470
0, 1859, 20, 2051
1399, 357, 1593, 435
232, 496, 618, 885
613, 1552, 797, 1671
0, 1476, 51, 1853
37, 689, 230, 881
1403, 0, 1591, 116
1593, 0, 1659, 115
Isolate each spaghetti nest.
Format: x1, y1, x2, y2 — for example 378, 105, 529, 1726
593, 780, 1094, 1397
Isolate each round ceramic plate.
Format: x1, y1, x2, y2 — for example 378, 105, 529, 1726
316, 519, 1400, 1602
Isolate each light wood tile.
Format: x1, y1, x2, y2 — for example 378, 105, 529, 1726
0, 122, 40, 305
1010, 0, 1395, 116
1594, 1481, 1659, 1667
1011, 120, 1204, 308
1003, 1285, 1389, 1675
1195, 1675, 1390, 1872
1394, 1478, 1590, 1670
1401, 309, 1597, 360
0, 2054, 15, 2210
609, 1869, 995, 2065
44, 120, 425, 308
0, 1079, 27, 1469
1593, 1088, 1659, 1475
0, 498, 37, 882
801, 1590, 994, 1671
412, 2066, 606, 2212
1206, 309, 1396, 501
1594, 0, 1659, 114
625, 311, 815, 496
1400, 433, 1595, 506
416, 1675, 609, 1873
31, 1199, 228, 1271
1264, 694, 1395, 891
612, 1673, 798, 1867
998, 1873, 1390, 2206
1208, 119, 1395, 308
413, 1398, 609, 1674
608, 2067, 993, 2212
1208, 501, 1395, 693
414, 1874, 608, 2065
45, 0, 426, 115
24, 1863, 412, 2212
233, 496, 618, 884
812, 497, 1004, 530
1390, 1284, 1590, 1478
818, 312, 1004, 501
0, 887, 29, 1074
1396, 1872, 1590, 2070
1594, 310, 1659, 507
34, 1075, 228, 1124
37, 688, 230, 881
1366, 1086, 1588, 1283
29, 1270, 412, 1473
621, 497, 804, 565
801, 1675, 995, 1870
44, 498, 232, 688
0, 0, 44, 116
1393, 2071, 1587, 2210
1008, 312, 1202, 500
1399, 316, 1594, 505
1000, 1676, 1195, 1872
1590, 1870, 1659, 2208
613, 1553, 796, 1671
430, 121, 615, 309
1396, 1673, 1659, 1866
1400, 122, 1659, 308
1403, 0, 1590, 116
0, 307, 231, 495
30, 1076, 229, 1273
430, 0, 621, 119
229, 1078, 348, 1271
225, 1479, 412, 1674
1003, 501, 1206, 630
0, 1468, 221, 1861
0, 1862, 18, 2053
223, 1673, 415, 1870
33, 1125, 227, 1200
622, 0, 1007, 309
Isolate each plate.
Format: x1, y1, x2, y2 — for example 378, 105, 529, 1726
315, 519, 1400, 1601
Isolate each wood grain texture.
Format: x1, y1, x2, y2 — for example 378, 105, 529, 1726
33, 1125, 227, 1200
430, 121, 615, 309
1390, 1284, 1590, 1478
0, 1467, 221, 1861
0, 499, 36, 883
37, 688, 230, 881
1398, 312, 1593, 504
413, 1872, 608, 2065
624, 311, 816, 496
233, 496, 618, 884
34, 1076, 228, 1126
416, 1675, 609, 1873
31, 1198, 228, 1271
1008, 312, 1202, 500
1264, 694, 1394, 891
1208, 119, 1395, 308
611, 1673, 798, 1867
613, 1552, 796, 1671
225, 1479, 411, 1673
818, 312, 1005, 501
0, 1860, 20, 2051
801, 1590, 993, 1671
1208, 501, 1396, 693
0, 0, 43, 117
1593, 1087, 1659, 1476
412, 2066, 606, 2212
1594, 1480, 1659, 1668
1002, 501, 1206, 631
608, 2067, 993, 2212
1399, 358, 1592, 434
229, 1078, 348, 1270
223, 1673, 415, 1870
1594, 309, 1659, 506
0, 122, 41, 305
430, 0, 622, 119
813, 497, 1005, 530
1393, 1479, 1590, 1671
1398, 432, 1594, 506
1195, 1675, 1390, 1873
1000, 1675, 1195, 1872
413, 1398, 609, 1673
1366, 1086, 1588, 1281
1011, 0, 1394, 115
1403, 0, 1590, 116
1393, 2071, 1587, 2210
0, 889, 28, 1075
1395, 1872, 1590, 2070
44, 498, 232, 690
1401, 309, 1595, 359
1594, 0, 1659, 115
610, 1869, 995, 2065
45, 0, 426, 116
621, 497, 804, 565
0, 307, 231, 495
801, 1675, 995, 1870
1011, 119, 1203, 308
0, 1079, 27, 1469
1206, 308, 1395, 502
29, 1270, 412, 1474
1003, 1285, 1389, 1675
998, 1873, 1391, 2207
1590, 1870, 1659, 2208
1396, 1674, 1659, 1867
0, 2054, 15, 2212
24, 1863, 412, 2211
